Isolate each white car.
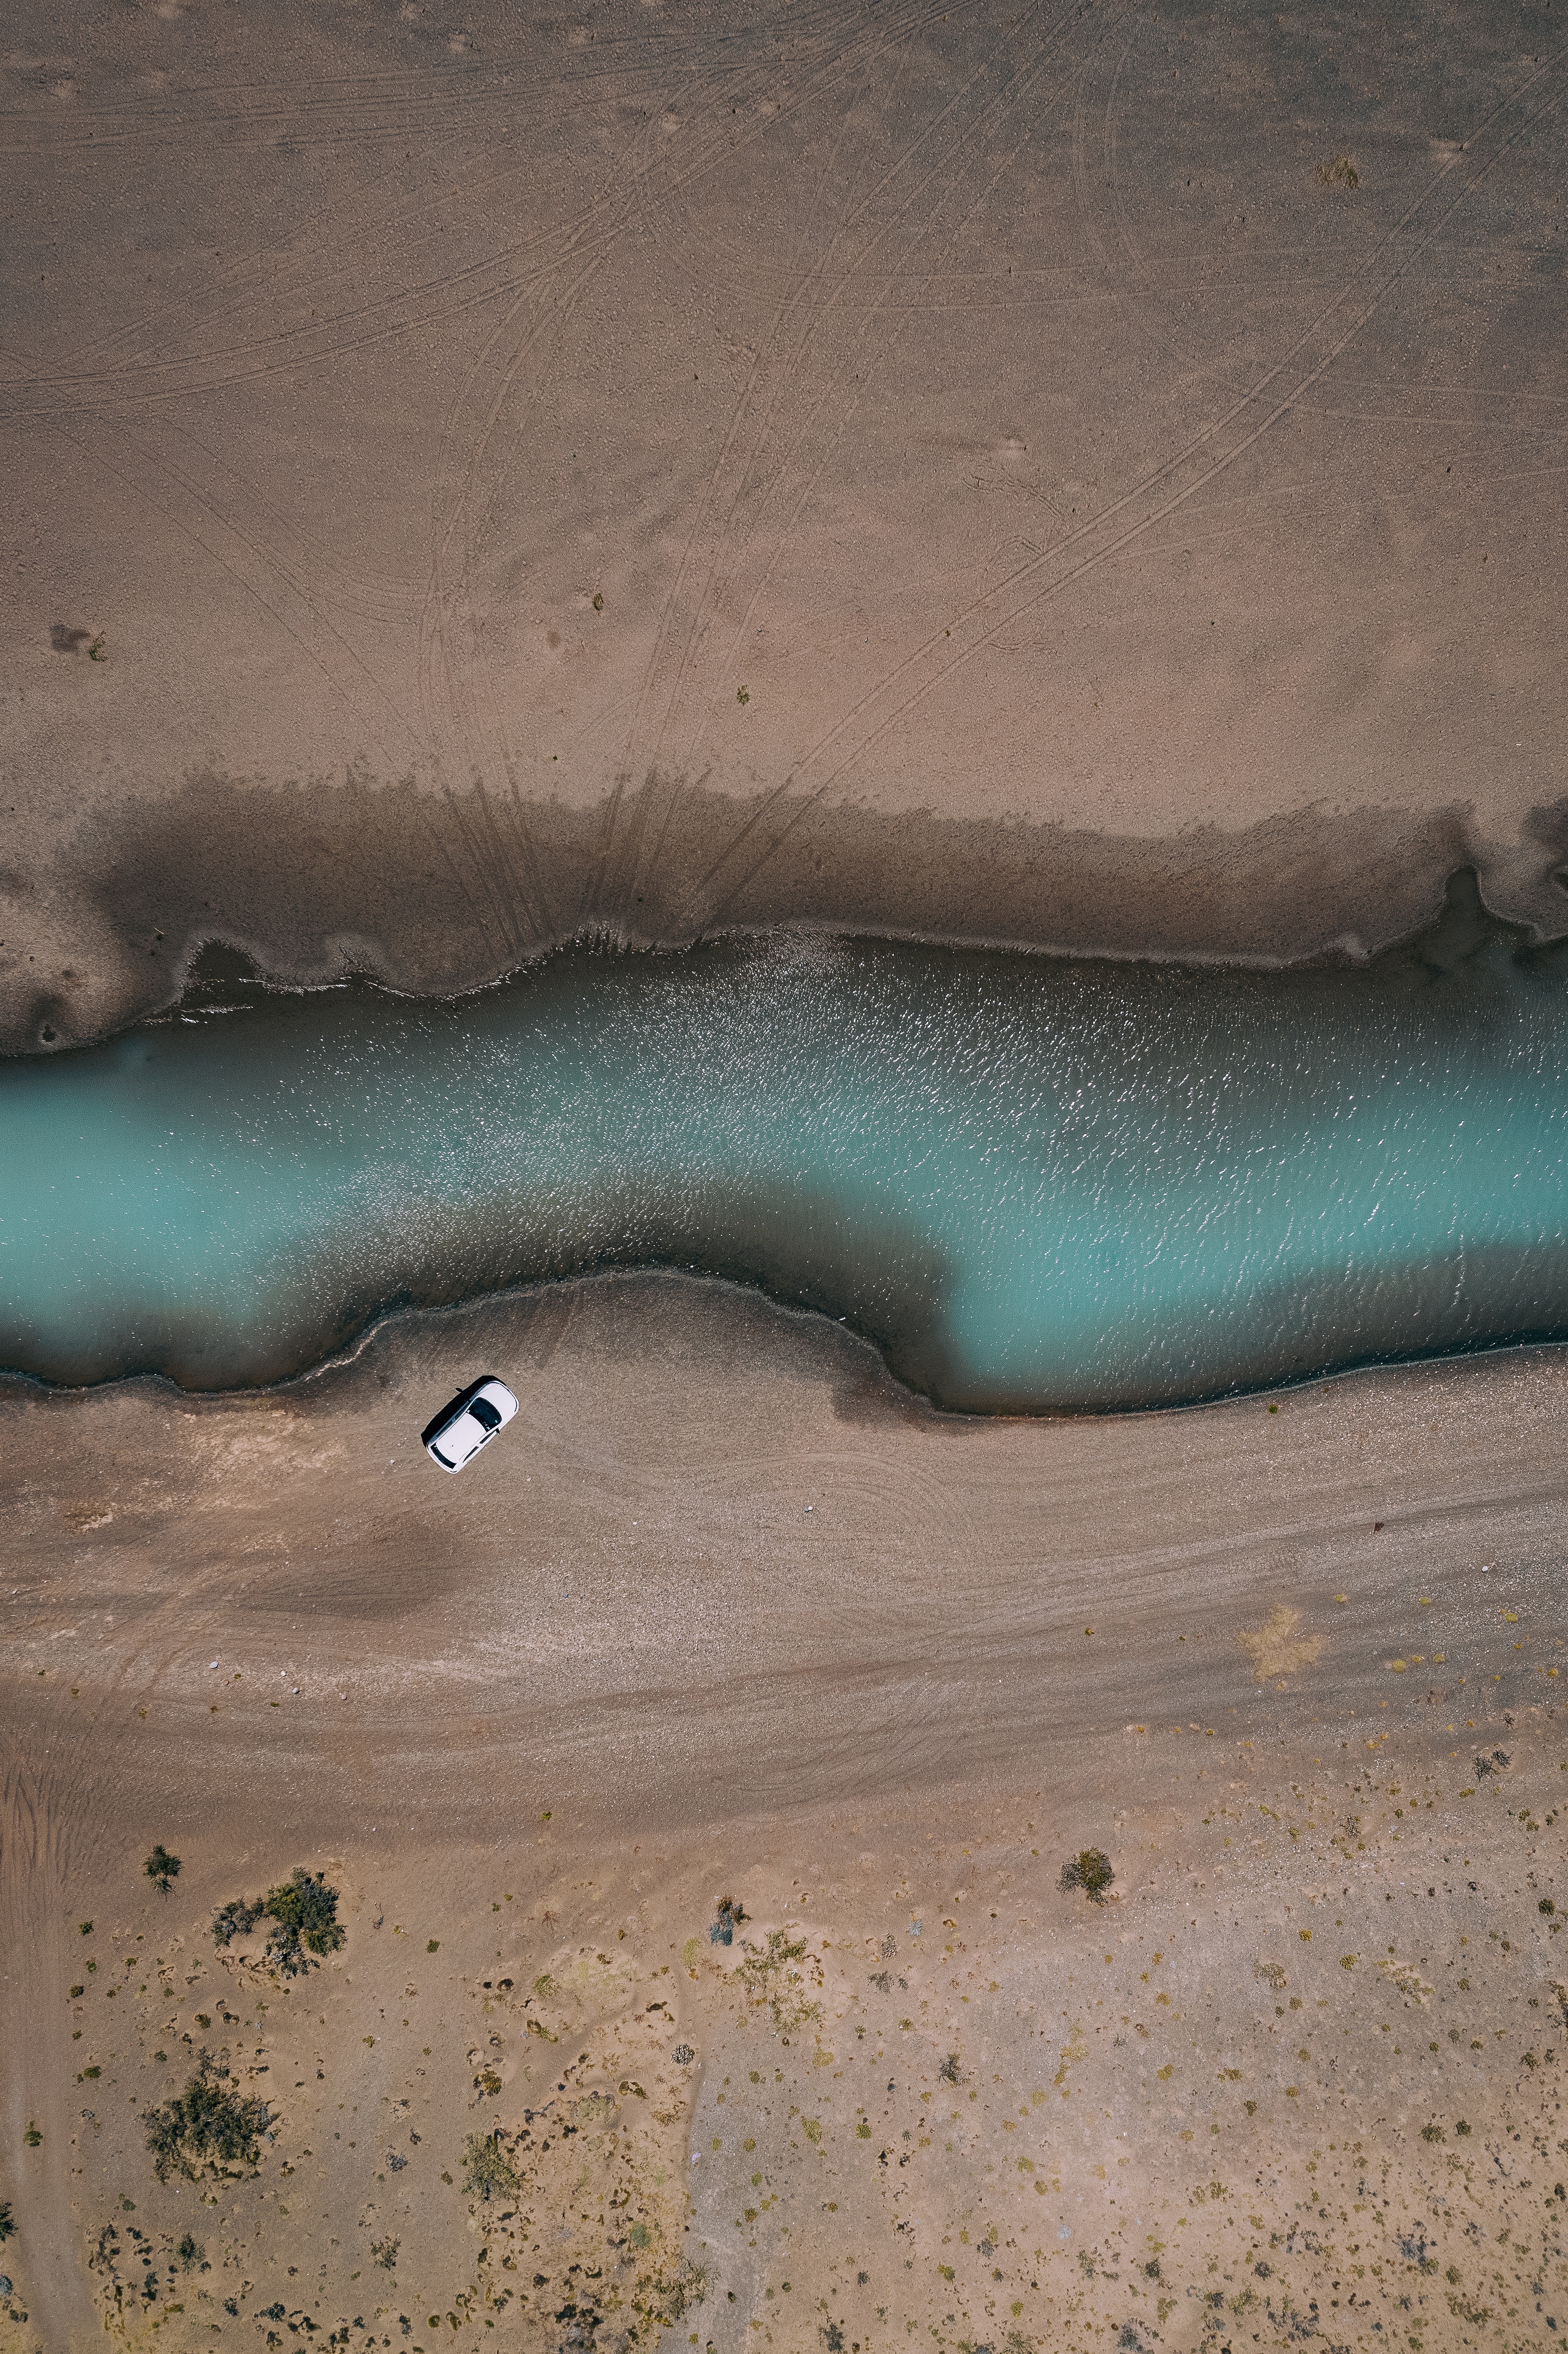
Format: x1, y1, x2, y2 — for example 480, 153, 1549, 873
421, 1377, 519, 1473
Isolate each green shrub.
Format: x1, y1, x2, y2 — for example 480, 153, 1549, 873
261, 1870, 345, 1974
144, 1845, 182, 1894
1058, 1849, 1115, 1904
211, 1870, 344, 1976
211, 1898, 265, 1948
143, 2052, 271, 2181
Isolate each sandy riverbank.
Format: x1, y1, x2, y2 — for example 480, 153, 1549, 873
3, 1279, 1568, 2348
4, 0, 1567, 1050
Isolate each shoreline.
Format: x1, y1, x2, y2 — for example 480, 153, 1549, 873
10, 785, 1568, 1057
10, 1264, 1568, 1431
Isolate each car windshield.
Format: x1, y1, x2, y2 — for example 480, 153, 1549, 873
469, 1396, 501, 1430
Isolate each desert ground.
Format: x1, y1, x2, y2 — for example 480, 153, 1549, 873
4, 0, 1568, 2347
5, 1284, 1568, 2351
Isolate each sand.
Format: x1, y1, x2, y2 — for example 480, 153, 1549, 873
4, 1280, 1568, 2349
3, 0, 1568, 1052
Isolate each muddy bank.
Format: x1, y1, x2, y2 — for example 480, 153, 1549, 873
12, 781, 1568, 1057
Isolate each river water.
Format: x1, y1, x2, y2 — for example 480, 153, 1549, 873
4, 877, 1567, 1408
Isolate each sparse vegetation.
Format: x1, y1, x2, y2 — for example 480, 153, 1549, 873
461, 2132, 520, 2203
1317, 155, 1359, 188
143, 2051, 271, 2181
22, 2126, 41, 2149
211, 1897, 266, 1947
0, 2200, 13, 2242
144, 1844, 182, 1894
938, 2051, 960, 2084
371, 2236, 400, 2271
1058, 1848, 1115, 1904
176, 2232, 203, 2267
709, 1894, 749, 1946
733, 1928, 823, 2034
211, 1869, 344, 1976
643, 2256, 707, 2324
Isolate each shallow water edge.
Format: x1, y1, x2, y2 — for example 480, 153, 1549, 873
5, 868, 1568, 1412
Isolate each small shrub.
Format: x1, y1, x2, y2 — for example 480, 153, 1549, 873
1541, 1899, 1556, 1916
211, 1871, 344, 1976
0, 2201, 13, 2242
144, 1845, 182, 1894
1421, 2124, 1444, 2144
371, 2237, 400, 2271
143, 2051, 271, 2182
1059, 1849, 1115, 1904
1317, 155, 1359, 188
709, 1895, 750, 1947
938, 2052, 960, 2084
1456, 2118, 1472, 2136
176, 2232, 203, 2267
461, 2133, 519, 2203
23, 2125, 41, 2148
261, 1870, 345, 1974
211, 1898, 266, 1948
733, 1929, 822, 2034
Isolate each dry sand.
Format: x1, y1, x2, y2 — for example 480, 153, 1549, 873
4, 1280, 1568, 2350
3, 0, 1568, 1051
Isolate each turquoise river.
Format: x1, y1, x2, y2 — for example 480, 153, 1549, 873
4, 875, 1568, 1412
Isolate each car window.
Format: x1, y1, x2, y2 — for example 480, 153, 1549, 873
469, 1396, 501, 1430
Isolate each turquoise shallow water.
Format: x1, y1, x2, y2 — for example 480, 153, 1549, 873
4, 879, 1568, 1409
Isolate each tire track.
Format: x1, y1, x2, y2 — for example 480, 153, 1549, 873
35, 407, 423, 774
409, 6, 946, 930
686, 44, 1568, 929
652, 7, 1116, 845
595, 0, 1090, 923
